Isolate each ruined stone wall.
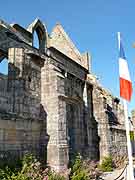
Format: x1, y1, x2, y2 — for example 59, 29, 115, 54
92, 83, 126, 160
0, 73, 10, 113
92, 85, 110, 159
109, 128, 127, 156
40, 48, 98, 171
50, 24, 90, 70
0, 18, 127, 172
0, 115, 47, 164
0, 45, 48, 163
41, 60, 64, 171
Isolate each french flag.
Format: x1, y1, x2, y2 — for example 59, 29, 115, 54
118, 32, 132, 101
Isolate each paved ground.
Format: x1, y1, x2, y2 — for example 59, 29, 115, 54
100, 165, 135, 180
100, 166, 127, 180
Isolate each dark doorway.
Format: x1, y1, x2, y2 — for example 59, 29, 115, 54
66, 103, 80, 162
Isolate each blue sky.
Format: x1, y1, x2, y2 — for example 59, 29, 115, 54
0, 0, 135, 113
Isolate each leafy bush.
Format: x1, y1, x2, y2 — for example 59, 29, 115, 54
70, 153, 89, 180
48, 171, 66, 180
0, 153, 66, 180
0, 152, 22, 171
0, 153, 105, 180
83, 160, 102, 179
99, 156, 113, 172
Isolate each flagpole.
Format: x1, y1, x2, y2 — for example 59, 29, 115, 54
123, 99, 134, 180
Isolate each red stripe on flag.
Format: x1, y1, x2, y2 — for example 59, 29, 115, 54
120, 77, 132, 101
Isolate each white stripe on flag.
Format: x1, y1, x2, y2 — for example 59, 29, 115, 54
119, 58, 131, 81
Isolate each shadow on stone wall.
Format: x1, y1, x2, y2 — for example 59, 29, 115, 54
0, 106, 49, 168
39, 104, 49, 164
0, 61, 49, 167
67, 85, 100, 162
106, 104, 119, 125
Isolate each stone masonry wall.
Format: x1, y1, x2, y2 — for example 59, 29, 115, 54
40, 48, 98, 171
0, 19, 127, 172
0, 115, 47, 164
92, 83, 127, 160
0, 45, 48, 163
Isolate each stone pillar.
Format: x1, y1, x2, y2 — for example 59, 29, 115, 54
57, 97, 69, 171
85, 84, 99, 160
83, 83, 99, 160
92, 88, 110, 160
99, 100, 111, 160
83, 83, 90, 157
41, 62, 68, 172
8, 48, 24, 77
8, 48, 25, 113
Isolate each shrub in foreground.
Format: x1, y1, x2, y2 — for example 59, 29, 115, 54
0, 153, 104, 180
98, 156, 113, 172
70, 153, 102, 179
0, 153, 66, 180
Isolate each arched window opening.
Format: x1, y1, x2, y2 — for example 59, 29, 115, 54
33, 27, 46, 52
0, 58, 8, 75
28, 19, 47, 52
33, 31, 40, 49
0, 57, 8, 93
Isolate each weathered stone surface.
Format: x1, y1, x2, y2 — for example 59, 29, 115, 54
88, 76, 127, 160
0, 18, 127, 171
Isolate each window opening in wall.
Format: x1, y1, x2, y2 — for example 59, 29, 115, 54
33, 31, 39, 49
114, 98, 119, 111
0, 58, 8, 75
103, 97, 107, 109
28, 76, 31, 82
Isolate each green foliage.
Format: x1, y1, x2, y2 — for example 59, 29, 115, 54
71, 170, 88, 180
0, 167, 12, 180
21, 153, 35, 166
0, 153, 66, 180
99, 156, 113, 172
48, 171, 66, 180
70, 153, 89, 180
0, 152, 22, 171
0, 153, 104, 180
130, 131, 134, 141
72, 154, 82, 173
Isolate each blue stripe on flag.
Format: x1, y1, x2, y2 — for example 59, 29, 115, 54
119, 40, 126, 59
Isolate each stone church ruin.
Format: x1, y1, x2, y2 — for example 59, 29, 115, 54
0, 19, 127, 171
